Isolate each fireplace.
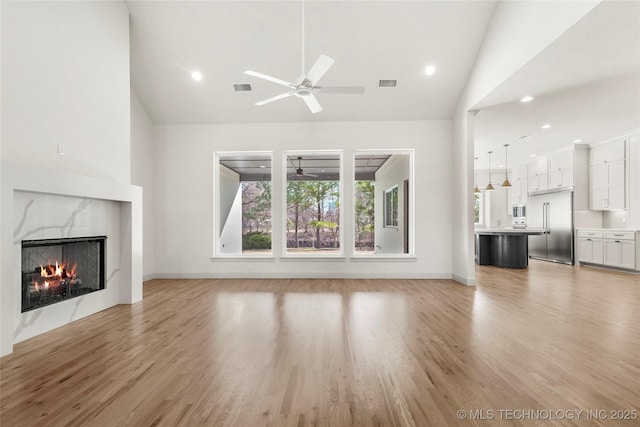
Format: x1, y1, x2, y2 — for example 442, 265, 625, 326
21, 236, 106, 312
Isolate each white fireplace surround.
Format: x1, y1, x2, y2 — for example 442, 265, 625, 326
1, 160, 143, 356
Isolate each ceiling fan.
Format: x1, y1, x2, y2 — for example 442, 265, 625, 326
244, 1, 365, 114
288, 156, 318, 178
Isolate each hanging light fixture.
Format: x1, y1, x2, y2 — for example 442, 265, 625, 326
501, 144, 512, 187
474, 157, 480, 193
485, 151, 494, 191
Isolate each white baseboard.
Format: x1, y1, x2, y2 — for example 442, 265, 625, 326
150, 272, 453, 280
452, 273, 476, 286
143, 273, 157, 282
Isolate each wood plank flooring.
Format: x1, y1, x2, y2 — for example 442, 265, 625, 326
1, 261, 639, 426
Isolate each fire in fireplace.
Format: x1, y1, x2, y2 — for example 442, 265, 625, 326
22, 236, 106, 312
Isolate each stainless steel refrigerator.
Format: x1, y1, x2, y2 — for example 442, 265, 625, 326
527, 190, 574, 264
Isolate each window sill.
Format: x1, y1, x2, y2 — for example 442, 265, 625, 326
211, 255, 275, 262
280, 255, 346, 262
350, 255, 416, 262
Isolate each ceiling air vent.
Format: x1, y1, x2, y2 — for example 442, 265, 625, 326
378, 79, 397, 88
234, 83, 252, 92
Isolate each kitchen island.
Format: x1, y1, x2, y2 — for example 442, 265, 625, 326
475, 228, 544, 269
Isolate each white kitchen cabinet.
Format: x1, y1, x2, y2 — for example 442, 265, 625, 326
510, 164, 527, 207
607, 160, 625, 209
589, 159, 625, 210
547, 149, 574, 190
528, 157, 548, 177
527, 174, 548, 193
578, 237, 603, 264
604, 240, 635, 269
549, 149, 573, 172
603, 231, 636, 269
527, 157, 548, 193
577, 229, 637, 270
549, 168, 573, 189
590, 138, 625, 166
628, 133, 640, 230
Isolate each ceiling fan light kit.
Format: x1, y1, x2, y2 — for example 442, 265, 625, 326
245, 54, 365, 114
243, 1, 365, 113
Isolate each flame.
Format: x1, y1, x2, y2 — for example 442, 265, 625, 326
39, 261, 75, 280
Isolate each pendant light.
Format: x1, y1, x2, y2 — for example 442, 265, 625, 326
501, 144, 512, 187
485, 151, 495, 191
473, 157, 480, 193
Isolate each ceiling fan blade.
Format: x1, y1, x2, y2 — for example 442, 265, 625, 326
303, 173, 318, 177
255, 92, 294, 106
302, 93, 323, 114
314, 86, 366, 94
305, 55, 335, 86
244, 71, 296, 88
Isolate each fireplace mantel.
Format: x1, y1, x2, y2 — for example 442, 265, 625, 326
1, 160, 143, 357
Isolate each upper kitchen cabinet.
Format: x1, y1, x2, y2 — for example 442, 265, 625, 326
629, 133, 640, 230
589, 138, 626, 210
548, 149, 574, 189
527, 157, 549, 193
511, 164, 528, 207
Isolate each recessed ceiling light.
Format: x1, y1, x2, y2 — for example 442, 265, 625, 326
573, 139, 582, 143
424, 65, 436, 76
499, 165, 505, 168
541, 124, 552, 129
191, 71, 203, 82
520, 96, 534, 103
530, 154, 536, 158
259, 165, 266, 169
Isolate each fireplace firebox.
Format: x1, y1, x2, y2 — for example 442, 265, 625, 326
21, 236, 106, 312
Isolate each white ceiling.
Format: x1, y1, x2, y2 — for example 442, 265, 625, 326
127, 1, 497, 124
474, 1, 640, 170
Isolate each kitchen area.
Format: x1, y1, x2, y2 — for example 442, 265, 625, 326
471, 2, 640, 273
475, 130, 640, 272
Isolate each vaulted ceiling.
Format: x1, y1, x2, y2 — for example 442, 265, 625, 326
474, 1, 640, 169
127, 1, 497, 124
128, 1, 640, 166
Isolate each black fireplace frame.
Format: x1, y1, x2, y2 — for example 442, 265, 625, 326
21, 236, 107, 313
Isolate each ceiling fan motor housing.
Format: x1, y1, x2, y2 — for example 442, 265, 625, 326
295, 80, 313, 97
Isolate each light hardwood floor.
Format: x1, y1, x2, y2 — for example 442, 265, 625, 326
1, 261, 639, 426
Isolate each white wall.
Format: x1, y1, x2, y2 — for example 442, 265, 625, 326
451, 1, 600, 285
1, 1, 131, 184
374, 154, 410, 254
153, 121, 452, 278
130, 91, 155, 279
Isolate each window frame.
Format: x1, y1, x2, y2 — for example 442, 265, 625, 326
213, 151, 274, 258
281, 150, 344, 258
383, 185, 399, 228
352, 149, 415, 258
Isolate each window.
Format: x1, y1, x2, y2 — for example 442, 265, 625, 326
354, 151, 413, 255
474, 192, 483, 225
215, 152, 272, 255
213, 150, 413, 258
384, 186, 399, 228
285, 152, 341, 255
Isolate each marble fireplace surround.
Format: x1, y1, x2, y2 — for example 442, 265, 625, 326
1, 161, 143, 357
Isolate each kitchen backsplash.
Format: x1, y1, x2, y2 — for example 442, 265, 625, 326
602, 210, 628, 229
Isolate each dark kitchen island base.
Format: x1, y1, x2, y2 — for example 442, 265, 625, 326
475, 228, 544, 269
